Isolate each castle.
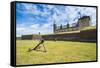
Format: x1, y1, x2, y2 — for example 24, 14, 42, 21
20, 16, 96, 42
53, 16, 90, 33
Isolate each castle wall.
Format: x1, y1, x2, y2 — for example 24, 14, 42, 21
42, 29, 97, 42
42, 32, 79, 41
21, 29, 96, 42
21, 35, 41, 40
55, 27, 79, 33
16, 37, 21, 40
22, 35, 33, 40
78, 18, 90, 29
80, 29, 97, 42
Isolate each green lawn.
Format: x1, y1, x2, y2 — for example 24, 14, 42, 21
16, 40, 96, 65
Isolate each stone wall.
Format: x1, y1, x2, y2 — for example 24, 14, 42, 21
22, 35, 33, 40
21, 34, 42, 40
21, 29, 97, 42
55, 27, 79, 33
42, 33, 79, 41
42, 29, 97, 42
80, 29, 97, 42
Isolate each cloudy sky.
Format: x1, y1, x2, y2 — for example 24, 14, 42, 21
16, 3, 96, 37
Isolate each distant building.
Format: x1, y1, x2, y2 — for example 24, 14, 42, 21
16, 37, 21, 40
53, 16, 90, 33
21, 34, 42, 40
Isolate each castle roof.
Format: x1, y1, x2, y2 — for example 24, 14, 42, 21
79, 16, 90, 20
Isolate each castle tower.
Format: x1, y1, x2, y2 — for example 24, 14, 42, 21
53, 21, 56, 33
78, 16, 90, 29
60, 24, 62, 29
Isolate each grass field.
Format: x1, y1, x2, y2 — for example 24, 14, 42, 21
16, 40, 96, 65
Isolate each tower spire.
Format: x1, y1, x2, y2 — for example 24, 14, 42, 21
53, 20, 56, 33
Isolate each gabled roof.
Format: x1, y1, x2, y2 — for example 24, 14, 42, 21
79, 16, 90, 20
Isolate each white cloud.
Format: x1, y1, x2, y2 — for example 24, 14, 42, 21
54, 6, 96, 26
17, 27, 25, 31
17, 3, 42, 15
16, 22, 53, 37
16, 4, 96, 37
30, 24, 39, 29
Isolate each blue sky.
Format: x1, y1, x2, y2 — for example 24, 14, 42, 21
16, 3, 96, 37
